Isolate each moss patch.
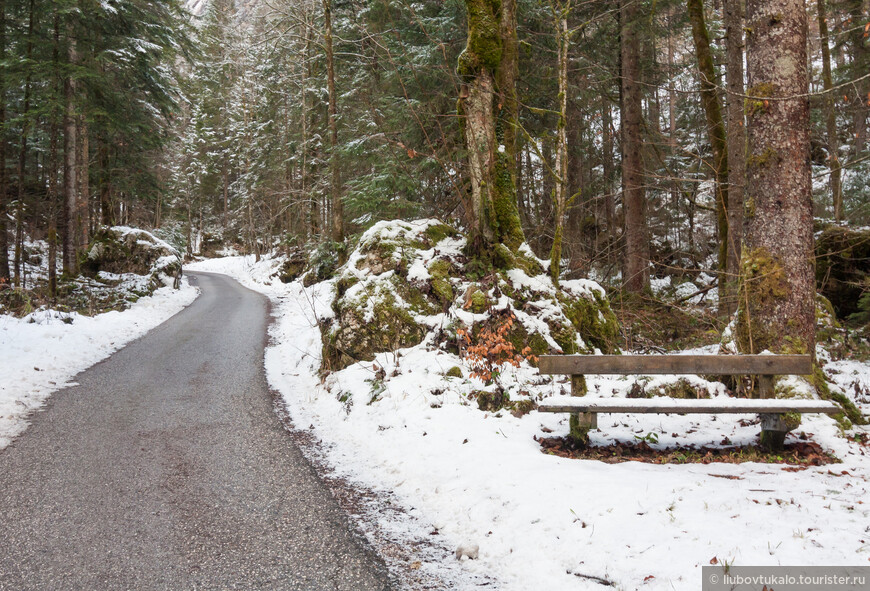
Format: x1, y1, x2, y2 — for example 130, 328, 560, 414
323, 288, 425, 371
735, 247, 790, 353
446, 366, 463, 378
559, 291, 619, 354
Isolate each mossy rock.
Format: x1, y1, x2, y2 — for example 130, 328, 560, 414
424, 223, 459, 244
323, 289, 425, 371
509, 399, 537, 418
476, 389, 509, 412
356, 241, 398, 275
391, 275, 438, 315
446, 366, 463, 378
278, 251, 308, 283
431, 277, 454, 305
503, 320, 550, 358
816, 225, 870, 319
428, 259, 455, 305
550, 323, 578, 355
558, 291, 619, 354
81, 226, 182, 290
463, 286, 488, 313
489, 243, 545, 276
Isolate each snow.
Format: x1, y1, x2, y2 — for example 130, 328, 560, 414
540, 395, 840, 411
0, 280, 198, 450
190, 254, 870, 591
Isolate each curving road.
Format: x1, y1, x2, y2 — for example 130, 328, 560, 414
0, 272, 393, 590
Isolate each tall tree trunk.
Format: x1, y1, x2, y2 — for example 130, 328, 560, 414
724, 0, 745, 314
324, 0, 343, 244
687, 0, 729, 311
63, 33, 78, 277
302, 23, 316, 239
13, 0, 35, 287
494, 0, 525, 249
818, 0, 842, 221
457, 0, 525, 254
846, 0, 869, 155
48, 14, 62, 297
0, 0, 8, 284
98, 140, 113, 226
737, 0, 814, 359
496, 0, 518, 167
77, 114, 89, 251
549, 4, 570, 281
621, 0, 649, 292
601, 97, 615, 257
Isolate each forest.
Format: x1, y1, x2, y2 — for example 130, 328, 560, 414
0, 0, 868, 349
2, 1, 870, 586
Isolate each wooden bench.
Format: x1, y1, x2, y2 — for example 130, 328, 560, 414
536, 354, 841, 450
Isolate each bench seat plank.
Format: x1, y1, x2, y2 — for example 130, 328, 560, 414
537, 354, 812, 376
538, 396, 841, 415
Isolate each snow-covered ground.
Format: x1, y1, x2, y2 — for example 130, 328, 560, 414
0, 281, 198, 449
188, 254, 870, 591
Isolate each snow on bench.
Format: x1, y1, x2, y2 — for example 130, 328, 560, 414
538, 396, 841, 415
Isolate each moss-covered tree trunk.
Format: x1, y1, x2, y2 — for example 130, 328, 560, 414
724, 0, 744, 315
687, 0, 729, 313
737, 0, 814, 358
620, 0, 648, 292
457, 0, 525, 255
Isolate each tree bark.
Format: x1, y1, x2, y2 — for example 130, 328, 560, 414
724, 0, 745, 314
13, 0, 34, 287
78, 114, 89, 251
620, 0, 649, 292
737, 0, 815, 357
549, 3, 569, 281
0, 0, 9, 284
457, 0, 525, 254
687, 0, 729, 311
845, 0, 868, 155
818, 0, 842, 221
63, 32, 78, 277
98, 139, 113, 226
324, 0, 343, 244
601, 97, 615, 256
48, 13, 61, 297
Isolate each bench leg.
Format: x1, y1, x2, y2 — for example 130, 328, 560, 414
568, 374, 593, 445
759, 413, 789, 451
569, 412, 597, 445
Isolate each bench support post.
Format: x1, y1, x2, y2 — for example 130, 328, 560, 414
568, 375, 593, 445
757, 374, 790, 451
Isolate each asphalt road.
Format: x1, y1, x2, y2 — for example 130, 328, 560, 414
0, 271, 393, 590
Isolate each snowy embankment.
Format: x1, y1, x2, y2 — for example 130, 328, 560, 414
0, 281, 198, 449
189, 253, 870, 591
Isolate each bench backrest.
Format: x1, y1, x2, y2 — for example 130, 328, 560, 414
537, 354, 812, 376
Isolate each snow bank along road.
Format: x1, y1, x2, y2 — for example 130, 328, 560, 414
0, 271, 392, 590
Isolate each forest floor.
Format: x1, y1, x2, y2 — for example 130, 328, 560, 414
188, 253, 870, 591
